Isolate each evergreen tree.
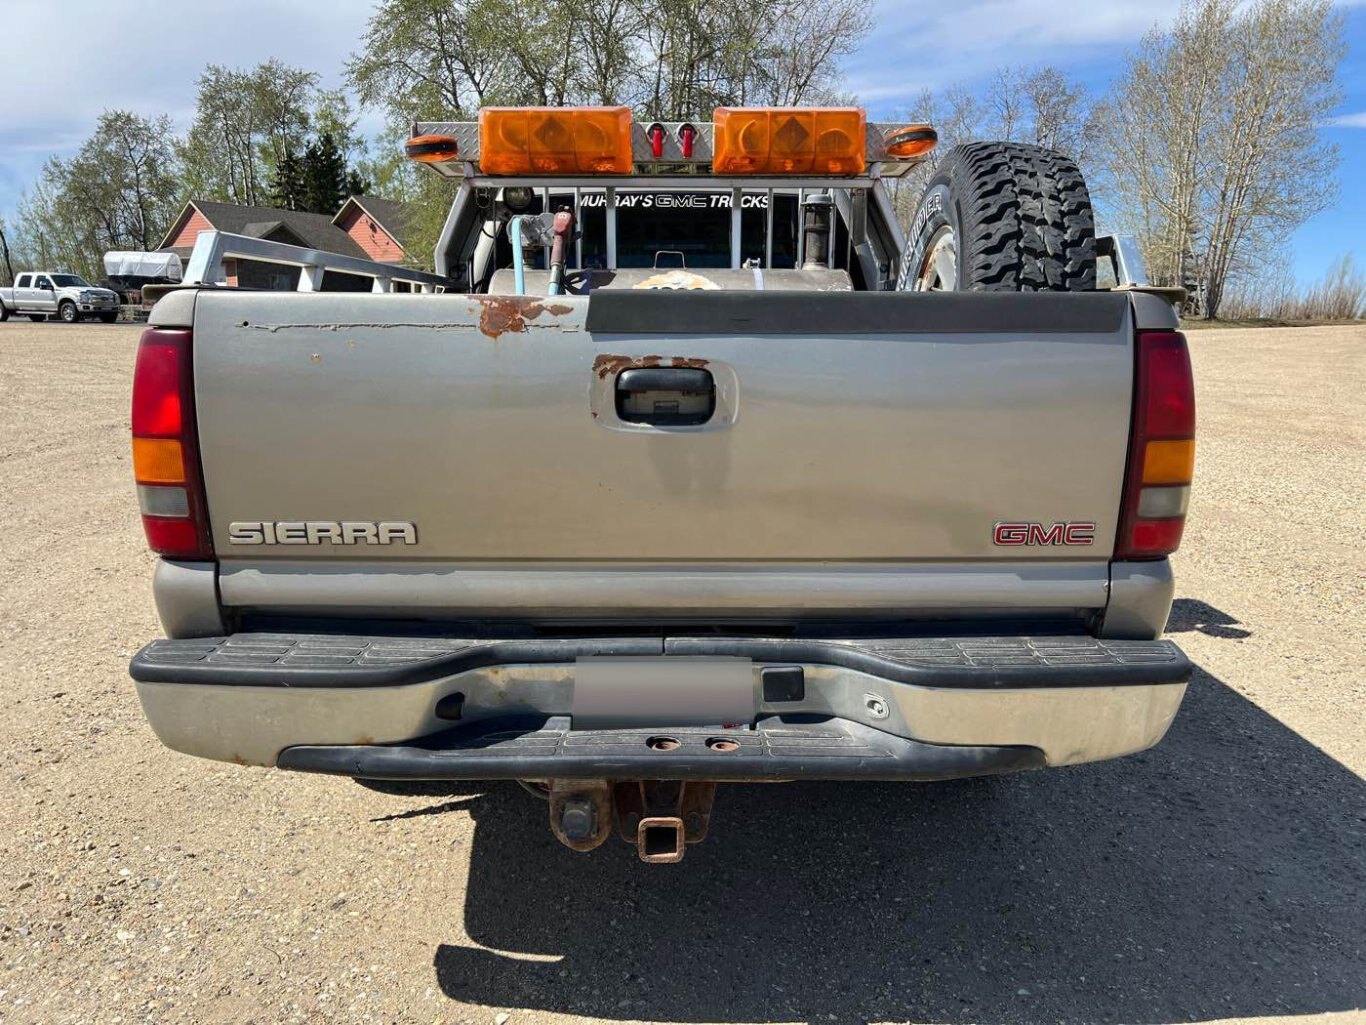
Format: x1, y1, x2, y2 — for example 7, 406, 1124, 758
270, 147, 308, 211
345, 168, 370, 201
300, 132, 352, 214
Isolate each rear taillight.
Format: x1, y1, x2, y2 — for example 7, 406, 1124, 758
131, 328, 214, 560
1116, 330, 1195, 560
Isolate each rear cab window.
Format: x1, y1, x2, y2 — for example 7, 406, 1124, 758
497, 189, 809, 272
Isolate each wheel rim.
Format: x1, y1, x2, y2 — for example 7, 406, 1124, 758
61, 305, 75, 322
915, 225, 958, 291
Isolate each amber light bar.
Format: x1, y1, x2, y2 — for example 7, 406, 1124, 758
712, 107, 866, 175
479, 106, 633, 175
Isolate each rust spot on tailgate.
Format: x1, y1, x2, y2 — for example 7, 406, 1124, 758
473, 296, 576, 339
592, 353, 709, 379
594, 353, 658, 379
669, 356, 710, 370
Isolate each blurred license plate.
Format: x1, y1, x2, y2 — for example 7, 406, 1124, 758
573, 656, 754, 730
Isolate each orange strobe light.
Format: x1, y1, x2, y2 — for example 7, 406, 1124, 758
479, 107, 633, 175
884, 124, 938, 159
405, 134, 460, 163
712, 107, 866, 175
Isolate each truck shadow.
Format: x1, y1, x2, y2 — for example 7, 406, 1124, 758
1166, 597, 1254, 639
424, 667, 1363, 1025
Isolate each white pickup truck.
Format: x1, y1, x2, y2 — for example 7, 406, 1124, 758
0, 271, 120, 323
128, 106, 1196, 863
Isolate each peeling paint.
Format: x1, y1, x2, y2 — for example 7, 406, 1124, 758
245, 321, 482, 333
471, 295, 577, 339
240, 306, 581, 337
669, 356, 710, 371
592, 353, 710, 380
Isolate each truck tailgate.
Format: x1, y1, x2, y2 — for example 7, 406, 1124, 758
189, 290, 1134, 615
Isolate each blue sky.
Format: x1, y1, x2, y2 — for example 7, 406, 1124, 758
2, 0, 1362, 283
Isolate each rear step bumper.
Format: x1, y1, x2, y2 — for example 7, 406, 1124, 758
275, 716, 1045, 781
130, 632, 1192, 777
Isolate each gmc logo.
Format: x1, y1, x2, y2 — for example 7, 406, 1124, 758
993, 521, 1096, 546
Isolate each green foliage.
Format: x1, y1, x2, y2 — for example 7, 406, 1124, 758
272, 133, 371, 215
344, 0, 873, 268
177, 60, 319, 206
305, 132, 367, 214
13, 111, 181, 280
270, 148, 309, 211
347, 0, 873, 126
311, 89, 366, 165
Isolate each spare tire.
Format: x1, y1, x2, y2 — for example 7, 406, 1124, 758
898, 141, 1096, 292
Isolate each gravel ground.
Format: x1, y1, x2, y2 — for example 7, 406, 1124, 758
0, 320, 1362, 1025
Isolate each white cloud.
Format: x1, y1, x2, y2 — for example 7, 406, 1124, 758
846, 0, 1366, 115
0, 0, 376, 218
1330, 111, 1366, 127
842, 0, 1185, 113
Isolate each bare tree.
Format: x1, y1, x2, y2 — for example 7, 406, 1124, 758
888, 69, 1092, 226
1095, 0, 1342, 317
0, 218, 16, 285
573, 0, 644, 105
11, 111, 181, 280
1022, 67, 1096, 160
349, 0, 872, 124
884, 85, 988, 223
178, 62, 319, 206
347, 0, 872, 263
987, 68, 1026, 142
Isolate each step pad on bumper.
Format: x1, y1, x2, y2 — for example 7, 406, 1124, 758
133, 633, 1189, 689
276, 716, 1046, 781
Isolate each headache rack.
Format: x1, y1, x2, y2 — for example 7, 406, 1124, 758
412, 109, 935, 290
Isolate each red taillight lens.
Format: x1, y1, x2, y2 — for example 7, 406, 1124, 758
1116, 330, 1195, 560
131, 328, 214, 560
131, 339, 183, 435
1141, 332, 1196, 436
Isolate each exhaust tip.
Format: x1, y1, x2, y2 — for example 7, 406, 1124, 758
636, 816, 686, 863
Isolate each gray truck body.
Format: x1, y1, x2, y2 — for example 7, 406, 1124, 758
198, 290, 1131, 596
127, 124, 1194, 863
131, 285, 1188, 778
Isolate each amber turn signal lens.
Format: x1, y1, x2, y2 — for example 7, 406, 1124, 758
479, 107, 633, 175
1142, 438, 1196, 485
712, 107, 866, 175
133, 437, 186, 485
405, 134, 460, 163
884, 124, 938, 159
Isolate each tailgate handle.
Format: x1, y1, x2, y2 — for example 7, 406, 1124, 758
615, 367, 715, 427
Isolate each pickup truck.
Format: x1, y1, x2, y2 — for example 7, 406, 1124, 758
128, 107, 1195, 863
0, 271, 120, 323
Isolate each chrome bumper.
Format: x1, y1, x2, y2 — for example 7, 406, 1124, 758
131, 632, 1190, 776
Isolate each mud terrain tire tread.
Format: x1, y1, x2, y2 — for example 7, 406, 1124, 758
906, 141, 1096, 292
